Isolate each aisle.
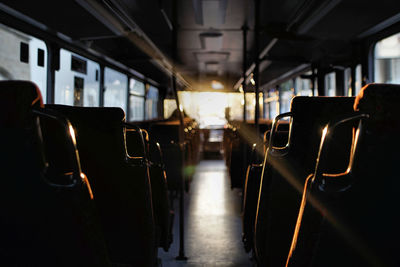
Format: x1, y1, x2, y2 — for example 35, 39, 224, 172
159, 160, 252, 266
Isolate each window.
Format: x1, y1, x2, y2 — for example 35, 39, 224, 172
325, 72, 336, 96
0, 23, 48, 101
145, 85, 159, 120
279, 80, 294, 113
355, 64, 362, 95
264, 89, 279, 120
295, 76, 313, 96
374, 33, 400, 84
104, 67, 128, 113
344, 68, 352, 96
163, 99, 177, 119
55, 49, 100, 107
129, 78, 145, 121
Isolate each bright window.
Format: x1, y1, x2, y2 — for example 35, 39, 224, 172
279, 80, 294, 113
55, 49, 100, 107
325, 72, 336, 96
104, 67, 128, 113
295, 76, 313, 96
374, 33, 400, 84
0, 23, 48, 101
129, 78, 145, 121
145, 85, 159, 120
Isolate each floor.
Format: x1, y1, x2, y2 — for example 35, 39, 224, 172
159, 160, 253, 267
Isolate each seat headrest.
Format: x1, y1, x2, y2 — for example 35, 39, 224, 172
45, 105, 125, 130
0, 80, 43, 127
290, 96, 355, 121
354, 83, 400, 119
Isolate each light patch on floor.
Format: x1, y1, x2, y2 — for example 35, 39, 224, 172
159, 160, 252, 267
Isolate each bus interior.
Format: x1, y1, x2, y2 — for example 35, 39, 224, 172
1, 0, 400, 266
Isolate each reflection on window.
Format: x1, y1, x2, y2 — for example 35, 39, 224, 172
145, 85, 159, 120
325, 72, 336, 96
55, 49, 100, 107
129, 78, 145, 121
0, 23, 48, 101
375, 33, 400, 84
104, 67, 128, 113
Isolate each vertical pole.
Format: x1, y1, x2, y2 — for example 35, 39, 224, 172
126, 76, 131, 121
46, 42, 59, 104
254, 0, 260, 134
172, 0, 188, 261
317, 67, 325, 96
350, 65, 356, 96
335, 69, 345, 96
311, 68, 315, 96
99, 65, 105, 107
242, 24, 248, 122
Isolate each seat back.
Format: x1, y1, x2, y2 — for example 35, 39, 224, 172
288, 84, 400, 267
255, 96, 355, 266
46, 104, 156, 266
0, 81, 110, 267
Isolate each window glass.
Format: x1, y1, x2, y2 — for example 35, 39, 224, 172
129, 78, 145, 121
344, 68, 352, 96
130, 78, 145, 96
55, 49, 100, 106
145, 85, 159, 120
129, 95, 144, 121
325, 72, 336, 96
0, 23, 47, 101
163, 99, 177, 119
279, 80, 294, 113
374, 33, 400, 84
104, 67, 128, 113
355, 64, 362, 95
264, 89, 279, 120
295, 76, 312, 96
227, 93, 244, 121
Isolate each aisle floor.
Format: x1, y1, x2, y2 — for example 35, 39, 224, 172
159, 160, 253, 267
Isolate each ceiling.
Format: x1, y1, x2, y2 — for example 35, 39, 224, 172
1, 0, 400, 93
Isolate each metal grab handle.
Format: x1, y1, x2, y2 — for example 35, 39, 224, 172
123, 122, 149, 166
269, 112, 292, 155
312, 113, 369, 192
32, 108, 83, 188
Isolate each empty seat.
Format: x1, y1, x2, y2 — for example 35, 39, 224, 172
254, 96, 355, 266
45, 105, 156, 267
242, 129, 289, 254
0, 81, 110, 267
125, 127, 173, 251
287, 84, 400, 267
149, 123, 185, 191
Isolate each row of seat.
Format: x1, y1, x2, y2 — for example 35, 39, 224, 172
223, 120, 280, 189
241, 84, 400, 266
0, 80, 179, 266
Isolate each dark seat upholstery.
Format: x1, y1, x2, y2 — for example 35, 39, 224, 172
242, 142, 264, 253
125, 127, 173, 251
242, 129, 290, 254
0, 81, 110, 267
148, 141, 174, 251
287, 84, 400, 267
255, 96, 355, 267
149, 123, 185, 191
45, 105, 156, 267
